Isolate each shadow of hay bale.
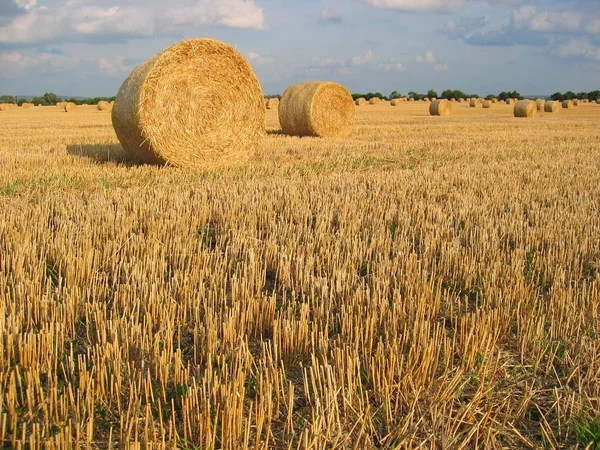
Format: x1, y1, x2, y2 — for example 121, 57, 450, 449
66, 143, 138, 166
267, 129, 285, 136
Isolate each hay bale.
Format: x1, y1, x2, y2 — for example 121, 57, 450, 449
279, 80, 354, 137
482, 100, 492, 108
112, 38, 264, 168
514, 100, 536, 118
97, 100, 112, 111
390, 99, 401, 106
544, 101, 560, 113
0, 103, 9, 111
596, 99, 600, 104
429, 99, 451, 116
266, 98, 279, 110
369, 97, 381, 105
469, 99, 479, 108
21, 103, 33, 109
492, 98, 498, 103
535, 99, 545, 111
63, 102, 76, 112
562, 100, 574, 109
57, 102, 66, 109
573, 99, 579, 106
423, 97, 430, 102
355, 98, 366, 106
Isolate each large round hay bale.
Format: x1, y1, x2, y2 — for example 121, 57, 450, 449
355, 98, 366, 106
469, 99, 479, 108
369, 97, 381, 105
514, 100, 536, 118
390, 99, 401, 106
544, 101, 560, 113
535, 99, 545, 111
266, 98, 279, 110
112, 38, 264, 168
63, 102, 76, 112
429, 99, 451, 116
97, 100, 112, 111
482, 100, 492, 108
562, 100, 574, 109
279, 81, 354, 138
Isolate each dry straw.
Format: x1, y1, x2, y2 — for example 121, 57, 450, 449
355, 98, 366, 106
482, 100, 492, 108
97, 101, 112, 111
279, 80, 354, 137
266, 98, 279, 110
536, 99, 546, 111
514, 99, 536, 118
112, 38, 265, 168
63, 102, 76, 112
562, 100, 574, 109
369, 97, 381, 105
429, 99, 451, 116
544, 101, 560, 113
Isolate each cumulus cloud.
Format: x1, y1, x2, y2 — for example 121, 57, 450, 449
434, 63, 449, 71
415, 51, 436, 64
309, 49, 374, 74
377, 58, 407, 72
0, 0, 265, 46
0, 51, 80, 75
319, 8, 343, 24
556, 38, 600, 60
366, 0, 464, 14
97, 55, 134, 77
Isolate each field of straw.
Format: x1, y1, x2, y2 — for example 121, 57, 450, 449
0, 101, 599, 449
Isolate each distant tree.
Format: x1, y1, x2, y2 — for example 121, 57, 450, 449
485, 94, 495, 100
17, 98, 28, 106
389, 90, 401, 99
408, 91, 418, 99
427, 89, 438, 99
0, 95, 16, 104
31, 96, 49, 106
588, 90, 600, 101
576, 92, 588, 100
550, 92, 564, 101
564, 91, 576, 100
42, 92, 60, 105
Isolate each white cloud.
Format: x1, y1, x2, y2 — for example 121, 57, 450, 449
556, 38, 600, 60
434, 63, 449, 71
245, 51, 274, 66
415, 51, 436, 63
0, 0, 265, 45
97, 56, 133, 77
350, 49, 373, 66
0, 51, 80, 76
366, 0, 464, 13
377, 58, 407, 72
319, 8, 343, 23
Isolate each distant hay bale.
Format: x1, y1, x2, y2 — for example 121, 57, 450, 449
390, 99, 401, 106
469, 99, 479, 108
21, 103, 33, 109
408, 98, 415, 102
0, 103, 9, 111
535, 99, 545, 111
544, 101, 560, 113
279, 81, 354, 138
97, 100, 112, 111
112, 38, 265, 168
355, 98, 366, 106
266, 98, 279, 109
63, 102, 76, 112
492, 98, 498, 103
429, 99, 451, 116
505, 99, 516, 105
562, 100, 574, 109
369, 97, 381, 105
423, 97, 430, 102
514, 100, 536, 118
450, 98, 456, 102
597, 99, 600, 104
482, 100, 492, 108
573, 99, 578, 106
57, 102, 66, 109
431, 97, 437, 101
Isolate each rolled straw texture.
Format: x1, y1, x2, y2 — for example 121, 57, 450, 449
278, 81, 354, 137
111, 38, 265, 168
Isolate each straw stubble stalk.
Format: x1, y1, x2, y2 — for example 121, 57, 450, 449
514, 100, 536, 118
544, 101, 560, 113
429, 99, 451, 116
536, 99, 546, 111
112, 38, 265, 169
279, 81, 355, 137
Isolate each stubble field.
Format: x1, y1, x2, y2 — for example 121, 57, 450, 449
0, 102, 599, 449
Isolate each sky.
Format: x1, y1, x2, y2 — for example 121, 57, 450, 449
0, 0, 599, 97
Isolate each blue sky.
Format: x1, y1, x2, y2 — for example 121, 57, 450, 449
0, 0, 599, 97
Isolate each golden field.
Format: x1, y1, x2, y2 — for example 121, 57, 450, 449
0, 102, 599, 449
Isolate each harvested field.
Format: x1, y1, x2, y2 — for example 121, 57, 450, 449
0, 102, 599, 449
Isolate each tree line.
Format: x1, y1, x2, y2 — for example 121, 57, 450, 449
0, 92, 116, 106
351, 89, 600, 102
